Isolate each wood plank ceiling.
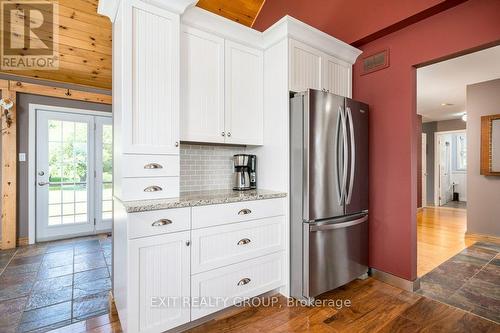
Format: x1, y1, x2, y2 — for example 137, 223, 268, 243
1, 0, 112, 90
196, 0, 265, 27
0, 0, 264, 90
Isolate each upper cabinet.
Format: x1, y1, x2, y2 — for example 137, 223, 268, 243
180, 28, 264, 146
180, 27, 225, 143
224, 41, 264, 145
289, 39, 352, 97
127, 5, 179, 154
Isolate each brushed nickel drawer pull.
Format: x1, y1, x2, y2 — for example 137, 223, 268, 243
237, 238, 251, 245
237, 278, 251, 286
238, 208, 252, 215
151, 219, 172, 227
144, 185, 162, 192
144, 163, 163, 169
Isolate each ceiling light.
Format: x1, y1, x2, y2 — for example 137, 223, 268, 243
441, 103, 454, 106
462, 113, 467, 122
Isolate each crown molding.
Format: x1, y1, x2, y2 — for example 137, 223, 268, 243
98, 0, 196, 22
98, 0, 121, 22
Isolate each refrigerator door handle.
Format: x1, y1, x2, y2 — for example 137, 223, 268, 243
335, 106, 343, 204
310, 215, 368, 231
339, 106, 348, 204
346, 106, 355, 204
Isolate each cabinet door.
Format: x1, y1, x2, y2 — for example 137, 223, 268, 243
289, 39, 323, 92
225, 40, 263, 145
129, 231, 190, 333
323, 54, 352, 97
125, 4, 179, 154
181, 27, 225, 143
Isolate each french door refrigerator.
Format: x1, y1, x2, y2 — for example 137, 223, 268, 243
290, 89, 369, 299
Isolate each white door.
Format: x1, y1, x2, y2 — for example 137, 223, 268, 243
180, 26, 225, 143
129, 231, 190, 333
224, 40, 263, 145
422, 133, 427, 207
36, 111, 112, 241
95, 117, 113, 232
438, 135, 452, 206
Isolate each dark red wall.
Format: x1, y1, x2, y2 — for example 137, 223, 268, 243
352, 0, 500, 280
253, 0, 444, 44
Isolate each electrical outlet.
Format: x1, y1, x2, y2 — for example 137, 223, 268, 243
18, 153, 26, 162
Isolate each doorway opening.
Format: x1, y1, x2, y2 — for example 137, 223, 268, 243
31, 105, 113, 242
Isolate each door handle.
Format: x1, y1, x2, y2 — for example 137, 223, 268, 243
237, 238, 251, 245
144, 163, 163, 169
151, 219, 172, 227
237, 278, 251, 286
238, 208, 252, 215
309, 215, 368, 232
38, 181, 49, 186
144, 185, 162, 192
346, 106, 355, 205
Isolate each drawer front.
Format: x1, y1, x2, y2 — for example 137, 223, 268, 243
128, 207, 190, 239
122, 154, 179, 178
192, 216, 284, 274
121, 177, 179, 201
191, 197, 285, 229
191, 252, 284, 320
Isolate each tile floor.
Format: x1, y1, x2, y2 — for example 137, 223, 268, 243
417, 241, 500, 323
0, 235, 112, 333
442, 201, 467, 209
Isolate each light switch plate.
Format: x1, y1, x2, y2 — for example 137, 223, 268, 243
19, 153, 26, 162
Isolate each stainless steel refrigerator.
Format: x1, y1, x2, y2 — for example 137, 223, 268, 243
290, 89, 369, 300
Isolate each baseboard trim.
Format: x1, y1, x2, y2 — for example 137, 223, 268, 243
465, 232, 500, 244
370, 268, 420, 292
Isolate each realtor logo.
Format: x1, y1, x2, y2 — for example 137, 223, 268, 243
1, 0, 59, 70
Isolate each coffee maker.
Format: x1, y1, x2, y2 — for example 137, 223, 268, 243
233, 154, 257, 190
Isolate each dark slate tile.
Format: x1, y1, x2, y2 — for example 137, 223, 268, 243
468, 304, 500, 324
450, 253, 490, 267
26, 286, 73, 310
459, 245, 498, 261
0, 271, 37, 287
46, 243, 74, 254
1, 262, 40, 277
416, 280, 458, 304
455, 279, 500, 312
73, 278, 111, 299
474, 264, 500, 286
0, 297, 27, 330
28, 319, 72, 333
74, 252, 104, 264
74, 258, 106, 273
18, 301, 72, 332
14, 246, 47, 258
72, 291, 109, 321
32, 275, 73, 292
73, 267, 109, 285
37, 264, 73, 280
8, 254, 44, 267
40, 251, 74, 269
473, 242, 500, 253
74, 241, 101, 255
0, 282, 33, 301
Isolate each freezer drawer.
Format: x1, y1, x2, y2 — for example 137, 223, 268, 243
304, 215, 368, 298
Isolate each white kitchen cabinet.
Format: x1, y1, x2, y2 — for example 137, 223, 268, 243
289, 39, 323, 93
289, 39, 352, 97
225, 40, 264, 145
129, 231, 190, 333
123, 2, 180, 155
180, 26, 225, 143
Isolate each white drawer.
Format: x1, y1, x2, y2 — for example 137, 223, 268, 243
191, 198, 285, 229
122, 154, 179, 178
192, 216, 284, 274
191, 252, 284, 320
128, 207, 190, 239
121, 177, 179, 201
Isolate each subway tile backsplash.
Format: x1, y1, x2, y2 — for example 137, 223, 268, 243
180, 143, 246, 192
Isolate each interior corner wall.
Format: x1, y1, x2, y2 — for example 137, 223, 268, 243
352, 0, 500, 281
0, 92, 111, 240
422, 122, 437, 205
466, 78, 500, 237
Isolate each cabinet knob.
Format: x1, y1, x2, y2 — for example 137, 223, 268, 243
237, 278, 251, 286
144, 163, 163, 169
227, 132, 231, 137
238, 208, 252, 215
144, 185, 162, 192
221, 131, 225, 137
151, 219, 172, 227
175, 141, 179, 147
185, 240, 191, 247
237, 238, 251, 245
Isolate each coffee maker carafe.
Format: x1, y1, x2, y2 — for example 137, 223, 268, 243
233, 154, 257, 190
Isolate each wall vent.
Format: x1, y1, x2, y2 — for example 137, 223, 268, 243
361, 49, 389, 75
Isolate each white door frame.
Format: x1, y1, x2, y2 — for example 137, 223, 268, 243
422, 133, 427, 207
28, 104, 111, 244
433, 129, 466, 207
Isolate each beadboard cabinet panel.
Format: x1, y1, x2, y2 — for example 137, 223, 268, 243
323, 55, 352, 98
289, 39, 323, 93
129, 231, 190, 333
224, 40, 264, 145
181, 26, 225, 143
126, 5, 179, 154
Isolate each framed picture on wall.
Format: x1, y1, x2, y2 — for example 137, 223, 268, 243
480, 114, 500, 176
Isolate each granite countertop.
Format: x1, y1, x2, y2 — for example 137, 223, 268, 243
119, 189, 287, 213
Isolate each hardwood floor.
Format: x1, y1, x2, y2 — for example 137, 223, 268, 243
417, 206, 472, 277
